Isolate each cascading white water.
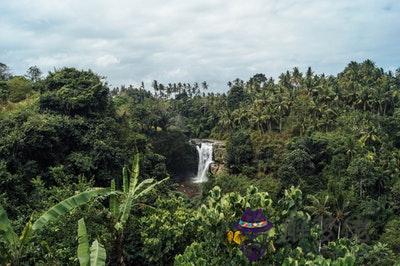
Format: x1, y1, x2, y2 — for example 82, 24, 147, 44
193, 142, 213, 183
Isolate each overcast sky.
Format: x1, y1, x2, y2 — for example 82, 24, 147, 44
1, 0, 399, 90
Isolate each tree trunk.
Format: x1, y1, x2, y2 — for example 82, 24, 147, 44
319, 216, 323, 253
114, 232, 125, 266
337, 221, 341, 239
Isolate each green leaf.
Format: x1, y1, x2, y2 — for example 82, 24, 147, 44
90, 240, 106, 266
342, 253, 355, 266
132, 178, 154, 195
122, 167, 129, 193
32, 188, 110, 231
118, 153, 141, 228
77, 218, 90, 266
19, 216, 33, 247
118, 193, 134, 229
118, 178, 168, 228
0, 205, 18, 248
110, 180, 118, 218
130, 152, 140, 193
134, 178, 169, 200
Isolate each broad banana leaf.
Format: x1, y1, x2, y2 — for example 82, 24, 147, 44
32, 188, 110, 231
122, 166, 129, 193
19, 216, 33, 247
129, 153, 140, 193
0, 205, 18, 248
132, 178, 154, 195
118, 181, 146, 227
110, 180, 118, 218
77, 218, 90, 266
119, 177, 168, 227
134, 178, 168, 200
90, 240, 106, 266
118, 193, 134, 228
118, 153, 140, 227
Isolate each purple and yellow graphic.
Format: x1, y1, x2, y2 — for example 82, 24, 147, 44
227, 208, 273, 261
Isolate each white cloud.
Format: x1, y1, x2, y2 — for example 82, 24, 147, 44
0, 0, 399, 90
95, 54, 120, 67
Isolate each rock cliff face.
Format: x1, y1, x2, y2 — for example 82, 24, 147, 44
190, 139, 226, 175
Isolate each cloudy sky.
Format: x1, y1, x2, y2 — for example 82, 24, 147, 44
1, 0, 399, 90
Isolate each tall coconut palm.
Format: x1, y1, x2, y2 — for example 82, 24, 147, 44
305, 195, 331, 253
232, 108, 248, 129
248, 106, 264, 133
330, 193, 351, 240
218, 110, 234, 132
273, 90, 291, 132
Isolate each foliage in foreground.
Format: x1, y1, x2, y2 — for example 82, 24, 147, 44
77, 218, 107, 266
1, 61, 400, 264
0, 188, 109, 265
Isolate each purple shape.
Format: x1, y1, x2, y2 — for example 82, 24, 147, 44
234, 208, 273, 236
240, 243, 266, 262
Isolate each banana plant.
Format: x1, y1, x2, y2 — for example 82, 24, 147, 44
77, 218, 106, 266
109, 153, 169, 265
0, 188, 110, 265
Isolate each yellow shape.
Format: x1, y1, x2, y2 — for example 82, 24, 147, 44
227, 230, 234, 243
233, 230, 245, 244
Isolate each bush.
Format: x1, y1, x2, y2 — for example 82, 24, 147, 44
136, 195, 196, 265
7, 76, 33, 102
206, 173, 281, 201
380, 218, 400, 254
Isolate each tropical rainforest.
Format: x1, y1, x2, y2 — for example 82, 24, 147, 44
1, 60, 400, 265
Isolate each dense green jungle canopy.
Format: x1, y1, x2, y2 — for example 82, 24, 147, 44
1, 60, 400, 265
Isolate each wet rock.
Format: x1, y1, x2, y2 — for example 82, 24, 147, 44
210, 162, 226, 175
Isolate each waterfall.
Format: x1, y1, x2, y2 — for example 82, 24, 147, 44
193, 142, 213, 183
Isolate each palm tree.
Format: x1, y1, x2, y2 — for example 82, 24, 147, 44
273, 88, 291, 132
232, 108, 248, 129
305, 195, 331, 253
265, 104, 277, 132
382, 88, 393, 115
291, 67, 303, 89
250, 99, 264, 132
356, 86, 372, 111
218, 110, 234, 132
330, 193, 351, 240
248, 107, 264, 133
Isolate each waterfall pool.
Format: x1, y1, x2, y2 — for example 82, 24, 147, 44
175, 141, 214, 197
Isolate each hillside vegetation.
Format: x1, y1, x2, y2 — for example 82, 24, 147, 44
1, 61, 400, 265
